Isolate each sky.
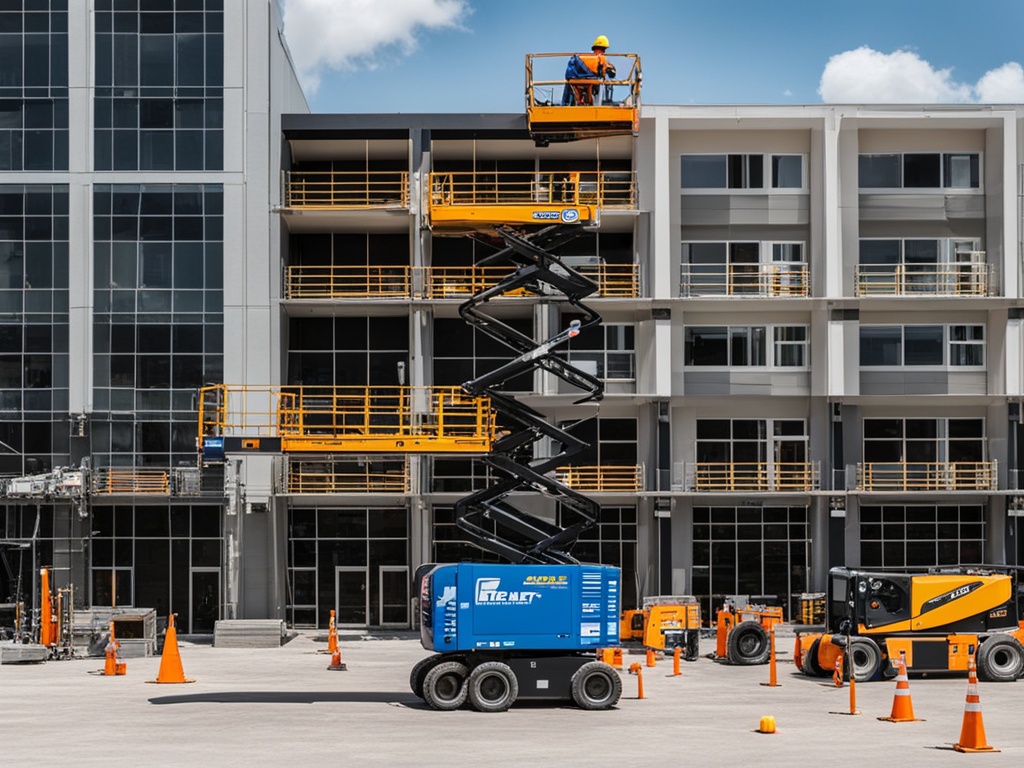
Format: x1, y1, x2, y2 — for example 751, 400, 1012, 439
279, 0, 1024, 114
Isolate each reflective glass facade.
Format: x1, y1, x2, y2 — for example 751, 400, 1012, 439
92, 183, 223, 466
0, 184, 68, 474
0, 0, 69, 171
94, 0, 223, 171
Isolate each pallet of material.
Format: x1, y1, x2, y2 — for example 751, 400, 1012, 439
213, 619, 286, 648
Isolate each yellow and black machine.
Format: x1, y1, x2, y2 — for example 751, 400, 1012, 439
621, 596, 701, 660
712, 598, 785, 665
795, 566, 1024, 682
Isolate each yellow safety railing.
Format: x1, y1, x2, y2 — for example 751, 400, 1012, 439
286, 458, 410, 494
680, 265, 809, 297
92, 468, 170, 495
556, 465, 642, 492
856, 461, 996, 491
425, 263, 638, 299
854, 263, 990, 296
283, 171, 409, 208
199, 384, 494, 454
429, 171, 636, 209
691, 462, 819, 492
285, 265, 411, 299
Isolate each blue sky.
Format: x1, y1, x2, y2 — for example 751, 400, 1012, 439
281, 0, 1024, 113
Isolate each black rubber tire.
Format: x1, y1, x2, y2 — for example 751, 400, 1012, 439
684, 631, 700, 662
409, 654, 440, 699
848, 637, 882, 682
422, 660, 469, 711
466, 661, 518, 713
570, 661, 622, 710
977, 635, 1024, 682
803, 636, 825, 677
727, 621, 770, 665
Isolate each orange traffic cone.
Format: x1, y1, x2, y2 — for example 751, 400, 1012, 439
877, 652, 921, 722
953, 656, 999, 753
147, 614, 195, 684
327, 647, 347, 671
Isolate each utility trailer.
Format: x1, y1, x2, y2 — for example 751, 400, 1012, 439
413, 563, 622, 711
795, 566, 1024, 682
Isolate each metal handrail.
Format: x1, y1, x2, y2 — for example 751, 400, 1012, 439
429, 170, 636, 209
856, 461, 997, 491
556, 465, 642, 492
854, 262, 990, 296
426, 263, 638, 299
680, 265, 809, 297
286, 458, 410, 494
285, 265, 411, 299
92, 468, 170, 495
689, 462, 819, 492
283, 171, 409, 208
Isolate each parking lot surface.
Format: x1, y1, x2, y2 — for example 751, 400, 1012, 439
2, 631, 1022, 767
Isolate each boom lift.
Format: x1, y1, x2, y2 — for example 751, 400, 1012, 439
712, 598, 785, 665
621, 596, 701, 659
795, 566, 1024, 682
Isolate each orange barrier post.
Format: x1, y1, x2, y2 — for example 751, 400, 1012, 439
953, 656, 999, 753
672, 646, 681, 676
628, 662, 644, 699
878, 651, 921, 722
327, 647, 347, 671
645, 647, 656, 667
760, 625, 779, 687
147, 614, 195, 684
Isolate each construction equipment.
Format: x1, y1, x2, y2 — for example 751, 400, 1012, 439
411, 221, 626, 712
712, 597, 785, 665
621, 596, 701, 659
795, 566, 1024, 682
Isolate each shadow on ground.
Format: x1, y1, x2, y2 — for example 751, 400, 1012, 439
148, 691, 421, 706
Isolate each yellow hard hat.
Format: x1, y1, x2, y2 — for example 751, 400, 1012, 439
592, 35, 609, 49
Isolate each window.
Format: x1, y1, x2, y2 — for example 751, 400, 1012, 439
859, 325, 984, 367
863, 418, 985, 464
681, 154, 804, 190
94, 1, 223, 171
860, 505, 984, 569
562, 321, 635, 380
685, 325, 808, 368
858, 153, 980, 189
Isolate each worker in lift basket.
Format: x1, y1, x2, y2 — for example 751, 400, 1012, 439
562, 35, 617, 106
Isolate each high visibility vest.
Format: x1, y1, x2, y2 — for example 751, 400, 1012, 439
578, 52, 607, 77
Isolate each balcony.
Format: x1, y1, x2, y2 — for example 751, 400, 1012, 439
685, 462, 820, 492
855, 461, 997, 491
283, 171, 409, 209
285, 266, 410, 299
284, 457, 410, 494
426, 263, 638, 299
556, 465, 642, 493
680, 265, 809, 298
855, 259, 990, 297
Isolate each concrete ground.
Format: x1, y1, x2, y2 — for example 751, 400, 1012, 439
1, 630, 1022, 768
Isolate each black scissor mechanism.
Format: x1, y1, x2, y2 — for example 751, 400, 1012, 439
454, 225, 603, 564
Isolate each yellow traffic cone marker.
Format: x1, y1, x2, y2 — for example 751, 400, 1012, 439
147, 614, 195, 684
953, 656, 999, 753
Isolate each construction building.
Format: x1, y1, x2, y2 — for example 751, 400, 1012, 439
2, 2, 1024, 634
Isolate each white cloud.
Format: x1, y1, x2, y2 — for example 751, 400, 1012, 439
819, 47, 972, 103
975, 62, 1024, 103
282, 0, 471, 94
819, 46, 1024, 104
